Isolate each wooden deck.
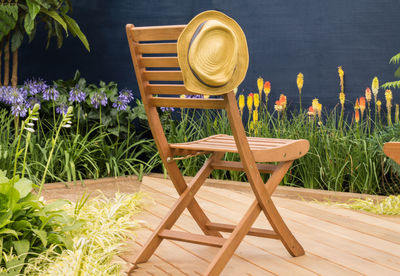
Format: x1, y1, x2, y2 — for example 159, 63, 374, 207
120, 176, 400, 275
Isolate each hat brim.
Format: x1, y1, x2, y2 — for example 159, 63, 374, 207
177, 10, 249, 96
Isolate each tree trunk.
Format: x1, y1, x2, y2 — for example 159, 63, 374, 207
0, 41, 3, 86
3, 36, 10, 86
11, 48, 18, 87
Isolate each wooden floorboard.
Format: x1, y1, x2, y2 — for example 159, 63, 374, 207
122, 176, 400, 275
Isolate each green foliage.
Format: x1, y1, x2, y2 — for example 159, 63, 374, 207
160, 100, 400, 195
0, 0, 89, 52
0, 105, 83, 275
337, 195, 400, 215
383, 51, 400, 89
24, 192, 145, 275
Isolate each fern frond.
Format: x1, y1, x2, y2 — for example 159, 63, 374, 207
389, 53, 400, 64
382, 80, 400, 89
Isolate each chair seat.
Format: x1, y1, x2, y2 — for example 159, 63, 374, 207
170, 134, 309, 162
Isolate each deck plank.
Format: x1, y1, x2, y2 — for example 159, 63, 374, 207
125, 176, 400, 275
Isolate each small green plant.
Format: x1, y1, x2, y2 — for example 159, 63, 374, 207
0, 104, 83, 275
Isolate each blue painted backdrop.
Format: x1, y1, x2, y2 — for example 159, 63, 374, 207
19, 0, 400, 109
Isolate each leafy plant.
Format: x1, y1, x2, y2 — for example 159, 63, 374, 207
0, 104, 83, 275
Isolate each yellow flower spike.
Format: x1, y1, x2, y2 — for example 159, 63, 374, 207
257, 77, 264, 95
254, 93, 260, 109
253, 109, 258, 124
238, 94, 245, 114
247, 93, 254, 113
396, 104, 399, 124
365, 87, 372, 103
316, 103, 322, 118
312, 98, 319, 111
355, 109, 360, 123
385, 89, 393, 106
339, 92, 345, 106
297, 72, 304, 93
338, 66, 344, 93
377, 100, 382, 113
372, 77, 379, 102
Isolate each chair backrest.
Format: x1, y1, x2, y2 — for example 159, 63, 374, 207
125, 24, 226, 110
126, 23, 256, 171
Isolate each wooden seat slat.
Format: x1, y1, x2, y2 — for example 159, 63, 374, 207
133, 25, 185, 41
140, 56, 180, 67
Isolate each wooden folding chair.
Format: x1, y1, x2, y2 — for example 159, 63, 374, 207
126, 23, 309, 275
384, 142, 400, 165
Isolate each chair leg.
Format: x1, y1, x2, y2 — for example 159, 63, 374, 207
204, 200, 261, 276
130, 153, 222, 269
259, 161, 305, 257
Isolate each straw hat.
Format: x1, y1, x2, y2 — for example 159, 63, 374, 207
177, 10, 249, 95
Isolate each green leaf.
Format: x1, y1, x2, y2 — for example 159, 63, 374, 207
26, 0, 40, 20
32, 229, 47, 247
0, 210, 12, 228
63, 14, 90, 52
12, 239, 29, 256
24, 13, 35, 35
43, 199, 69, 212
12, 220, 31, 231
41, 9, 68, 32
394, 66, 400, 78
11, 29, 24, 52
0, 228, 18, 238
14, 178, 32, 199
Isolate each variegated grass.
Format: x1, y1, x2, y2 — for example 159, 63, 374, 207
24, 192, 148, 275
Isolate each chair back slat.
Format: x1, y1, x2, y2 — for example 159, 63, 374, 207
137, 43, 177, 54
133, 25, 185, 41
145, 84, 198, 95
150, 97, 225, 109
140, 56, 180, 68
143, 70, 183, 81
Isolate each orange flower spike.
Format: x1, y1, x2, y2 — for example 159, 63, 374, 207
257, 77, 264, 95
274, 99, 283, 112
308, 106, 315, 116
359, 97, 366, 116
354, 98, 360, 111
355, 109, 360, 123
365, 88, 372, 103
279, 94, 287, 109
264, 81, 271, 97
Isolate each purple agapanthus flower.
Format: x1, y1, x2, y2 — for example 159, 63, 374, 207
43, 87, 59, 101
24, 78, 49, 96
112, 99, 128, 111
56, 104, 69, 115
90, 92, 108, 109
27, 97, 41, 110
119, 89, 134, 103
69, 85, 86, 103
4, 87, 27, 105
160, 107, 175, 112
11, 101, 28, 117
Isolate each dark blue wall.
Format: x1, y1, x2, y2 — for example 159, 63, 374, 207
19, 0, 400, 109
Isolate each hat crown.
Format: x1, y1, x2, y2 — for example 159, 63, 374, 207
188, 20, 238, 87
177, 10, 249, 95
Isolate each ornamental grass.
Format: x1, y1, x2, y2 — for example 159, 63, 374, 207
160, 67, 400, 195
